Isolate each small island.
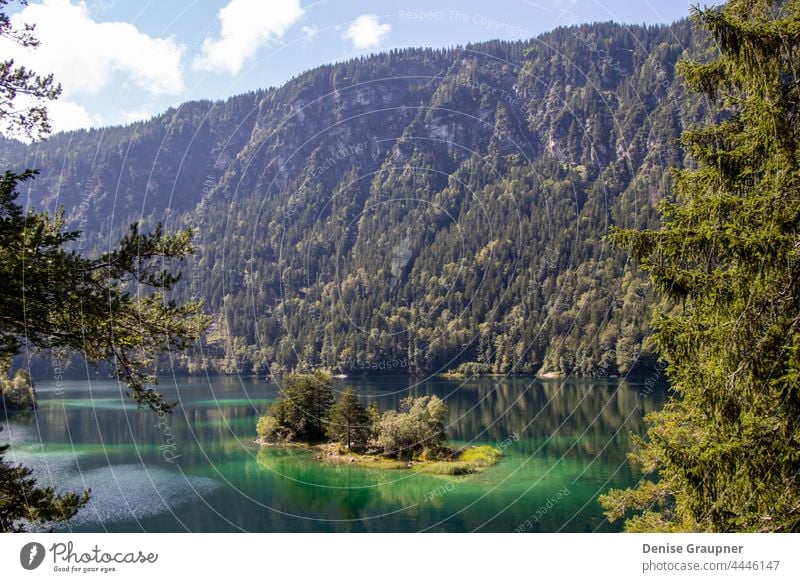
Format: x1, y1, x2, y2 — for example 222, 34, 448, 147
256, 372, 501, 476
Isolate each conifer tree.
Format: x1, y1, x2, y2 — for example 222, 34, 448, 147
601, 0, 800, 532
0, 429, 90, 532
327, 389, 371, 451
0, 0, 206, 532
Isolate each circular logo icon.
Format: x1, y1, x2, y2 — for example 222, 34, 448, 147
20, 542, 46, 570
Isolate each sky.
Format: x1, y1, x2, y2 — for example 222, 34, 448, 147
0, 0, 696, 135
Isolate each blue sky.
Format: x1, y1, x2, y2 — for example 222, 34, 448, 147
1, 0, 696, 134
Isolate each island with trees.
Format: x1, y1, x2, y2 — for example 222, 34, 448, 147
256, 372, 501, 475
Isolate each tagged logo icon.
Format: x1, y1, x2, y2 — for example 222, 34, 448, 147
20, 542, 46, 570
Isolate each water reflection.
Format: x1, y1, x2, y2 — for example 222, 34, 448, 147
2, 375, 668, 532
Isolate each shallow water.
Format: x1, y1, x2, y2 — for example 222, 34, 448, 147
2, 375, 668, 532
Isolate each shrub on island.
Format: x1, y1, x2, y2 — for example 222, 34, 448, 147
255, 373, 502, 473
0, 368, 36, 411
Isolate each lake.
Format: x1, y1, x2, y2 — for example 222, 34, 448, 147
1, 375, 668, 532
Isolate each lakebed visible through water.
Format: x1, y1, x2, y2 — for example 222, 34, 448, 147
2, 375, 668, 532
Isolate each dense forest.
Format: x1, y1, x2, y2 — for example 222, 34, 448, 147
1, 18, 710, 379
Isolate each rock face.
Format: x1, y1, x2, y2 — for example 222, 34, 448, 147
3, 19, 706, 378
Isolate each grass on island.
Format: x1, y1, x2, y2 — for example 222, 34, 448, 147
413, 445, 503, 475
312, 444, 410, 470
311, 443, 503, 475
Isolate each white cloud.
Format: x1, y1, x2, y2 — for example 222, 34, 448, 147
193, 0, 305, 75
0, 0, 185, 98
1, 93, 102, 140
121, 109, 152, 124
301, 25, 319, 43
342, 15, 390, 50
46, 99, 104, 133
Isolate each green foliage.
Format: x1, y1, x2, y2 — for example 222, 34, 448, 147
327, 389, 371, 451
256, 382, 507, 474
260, 390, 450, 459
261, 371, 335, 442
601, 0, 800, 532
0, 170, 209, 413
255, 415, 282, 442
413, 461, 477, 476
0, 163, 202, 527
373, 395, 448, 460
458, 445, 502, 466
0, 0, 206, 535
0, 428, 89, 532
415, 445, 503, 475
366, 401, 380, 425
0, 0, 61, 141
5, 19, 712, 381
0, 366, 35, 410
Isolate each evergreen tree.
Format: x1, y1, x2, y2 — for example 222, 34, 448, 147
327, 389, 371, 451
0, 170, 208, 413
0, 0, 207, 532
0, 0, 61, 140
601, 0, 800, 532
266, 372, 335, 442
0, 428, 90, 532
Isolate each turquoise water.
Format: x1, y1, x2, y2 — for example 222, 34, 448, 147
2, 375, 668, 532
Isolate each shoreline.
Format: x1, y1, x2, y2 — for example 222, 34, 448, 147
254, 440, 503, 475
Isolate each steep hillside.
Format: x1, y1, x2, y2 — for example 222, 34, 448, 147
3, 19, 710, 378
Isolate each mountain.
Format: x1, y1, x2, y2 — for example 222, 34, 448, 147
3, 18, 710, 378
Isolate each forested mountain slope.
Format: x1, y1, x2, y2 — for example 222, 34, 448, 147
2, 18, 709, 378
